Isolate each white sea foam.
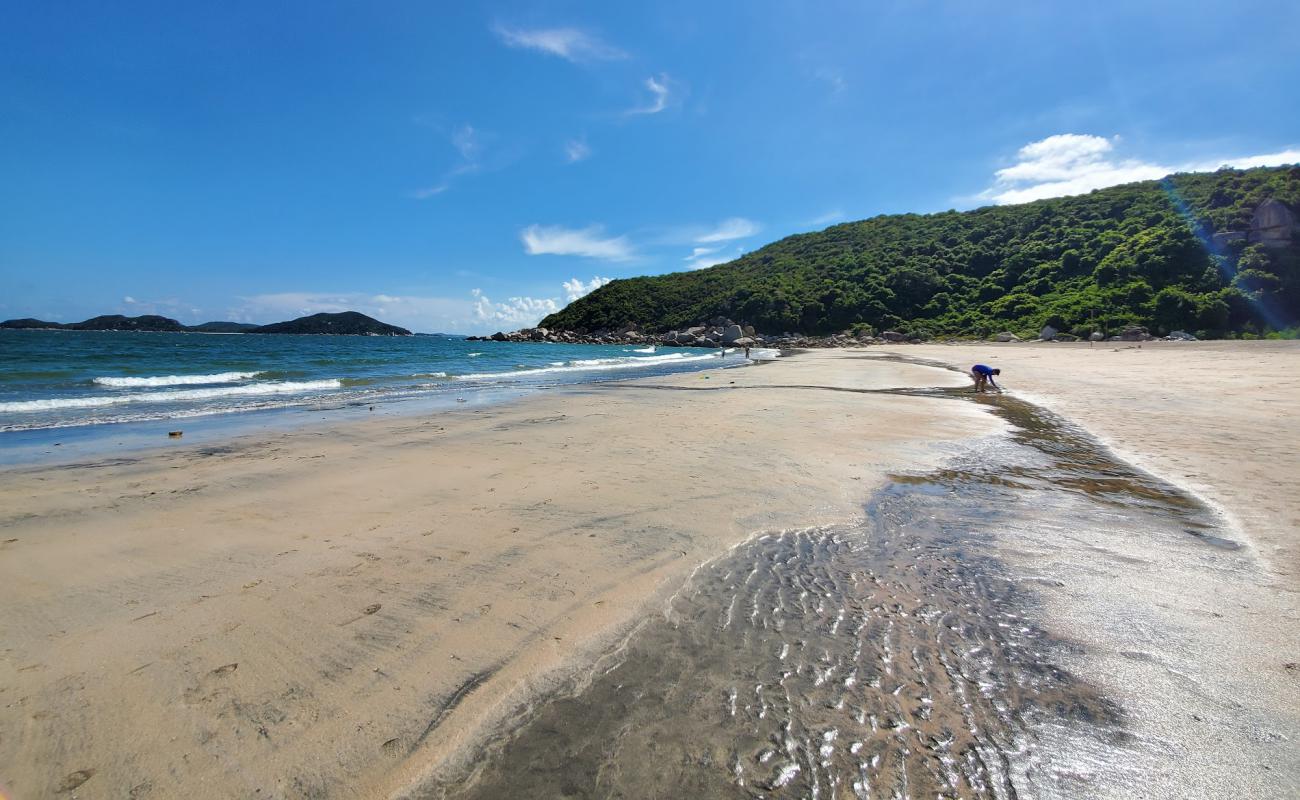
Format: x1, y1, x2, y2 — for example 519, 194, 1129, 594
456, 351, 717, 381
0, 380, 342, 413
93, 371, 263, 387
411, 372, 448, 378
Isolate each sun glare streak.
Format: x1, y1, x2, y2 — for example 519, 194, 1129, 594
1159, 178, 1286, 331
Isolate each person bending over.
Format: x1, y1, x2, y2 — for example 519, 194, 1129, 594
971, 364, 1001, 393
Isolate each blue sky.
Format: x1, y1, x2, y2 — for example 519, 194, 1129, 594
2, 1, 1297, 333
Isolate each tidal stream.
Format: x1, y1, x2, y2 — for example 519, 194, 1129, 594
425, 386, 1268, 799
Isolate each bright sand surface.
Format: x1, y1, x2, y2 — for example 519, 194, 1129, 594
889, 340, 1300, 579
3, 343, 1299, 798
0, 354, 1000, 799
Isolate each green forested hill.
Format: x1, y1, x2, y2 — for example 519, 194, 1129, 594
541, 166, 1300, 339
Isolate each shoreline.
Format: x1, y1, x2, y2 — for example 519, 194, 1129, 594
0, 351, 999, 799
2, 344, 1297, 798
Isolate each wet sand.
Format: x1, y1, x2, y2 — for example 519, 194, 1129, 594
890, 340, 1300, 578
2, 345, 1297, 798
0, 354, 996, 799
424, 386, 1300, 799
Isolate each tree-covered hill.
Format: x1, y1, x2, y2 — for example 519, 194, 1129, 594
542, 166, 1300, 339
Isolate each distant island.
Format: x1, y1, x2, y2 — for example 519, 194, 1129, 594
0, 311, 412, 336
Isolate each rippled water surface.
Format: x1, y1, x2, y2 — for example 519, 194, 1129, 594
428, 390, 1256, 800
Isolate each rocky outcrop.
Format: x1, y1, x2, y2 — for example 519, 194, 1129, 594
1111, 325, 1153, 342
994, 331, 1020, 342
1039, 325, 1058, 341
468, 317, 941, 349
1249, 198, 1296, 247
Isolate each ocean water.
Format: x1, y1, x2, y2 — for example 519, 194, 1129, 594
0, 330, 766, 434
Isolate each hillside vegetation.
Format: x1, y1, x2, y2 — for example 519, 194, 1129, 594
542, 166, 1300, 339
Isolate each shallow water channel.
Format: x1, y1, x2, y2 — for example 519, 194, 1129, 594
431, 387, 1255, 799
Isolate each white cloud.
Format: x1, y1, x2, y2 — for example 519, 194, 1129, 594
695, 217, 760, 243
684, 246, 741, 271
123, 295, 137, 304
562, 275, 612, 301
411, 183, 449, 199
984, 134, 1300, 205
471, 289, 560, 327
565, 137, 592, 163
626, 74, 671, 115
493, 24, 626, 63
521, 224, 634, 261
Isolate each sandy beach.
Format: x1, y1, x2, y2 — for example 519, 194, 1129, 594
2, 344, 1298, 799
0, 354, 996, 798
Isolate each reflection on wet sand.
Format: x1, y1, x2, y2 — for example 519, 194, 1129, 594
429, 390, 1254, 799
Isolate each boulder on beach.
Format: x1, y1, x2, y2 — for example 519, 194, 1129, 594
880, 330, 906, 342
1089, 331, 1105, 341
994, 332, 1019, 343
1112, 325, 1151, 342
1039, 325, 1058, 341
722, 324, 745, 344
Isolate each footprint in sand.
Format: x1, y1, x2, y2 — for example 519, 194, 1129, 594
56, 769, 95, 793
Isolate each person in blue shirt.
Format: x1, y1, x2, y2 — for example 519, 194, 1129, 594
971, 364, 1001, 393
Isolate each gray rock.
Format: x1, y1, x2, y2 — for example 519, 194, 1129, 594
1039, 325, 1058, 341
880, 330, 906, 342
994, 331, 1019, 343
490, 331, 507, 341
1167, 330, 1197, 341
722, 324, 745, 344
1249, 198, 1296, 247
1089, 331, 1105, 342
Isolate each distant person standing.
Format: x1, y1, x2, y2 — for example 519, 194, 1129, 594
971, 364, 1001, 393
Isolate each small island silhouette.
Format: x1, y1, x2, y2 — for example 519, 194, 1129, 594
0, 310, 412, 336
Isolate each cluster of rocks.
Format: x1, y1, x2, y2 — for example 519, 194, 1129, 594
470, 320, 1200, 349
468, 317, 943, 349
1007, 324, 1196, 343
468, 317, 769, 348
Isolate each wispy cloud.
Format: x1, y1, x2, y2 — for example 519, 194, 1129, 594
806, 209, 846, 227
562, 275, 612, 301
626, 74, 672, 116
412, 123, 484, 199
695, 217, 760, 243
684, 246, 739, 271
565, 136, 592, 163
493, 24, 627, 63
521, 224, 634, 261
983, 133, 1300, 205
811, 66, 846, 94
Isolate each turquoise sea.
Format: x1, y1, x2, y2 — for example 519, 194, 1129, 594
0, 330, 768, 437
